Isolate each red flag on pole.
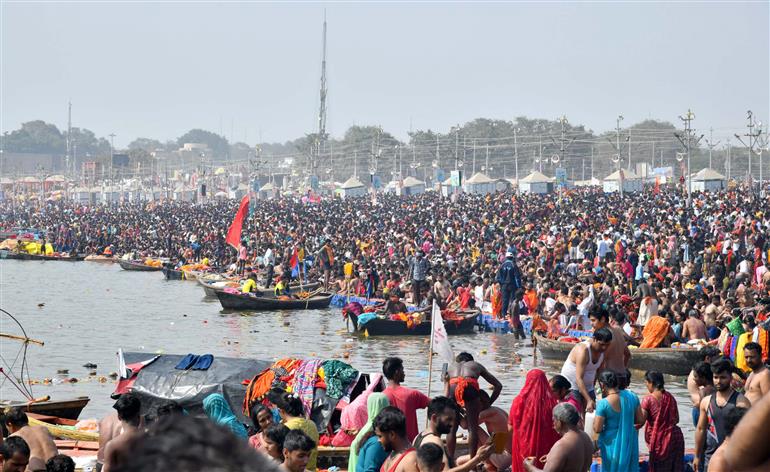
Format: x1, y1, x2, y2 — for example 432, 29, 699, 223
654, 176, 660, 194
225, 194, 250, 249
289, 248, 299, 270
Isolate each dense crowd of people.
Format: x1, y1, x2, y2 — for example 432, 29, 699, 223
2, 184, 770, 471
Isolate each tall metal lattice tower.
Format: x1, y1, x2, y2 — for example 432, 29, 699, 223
314, 11, 328, 178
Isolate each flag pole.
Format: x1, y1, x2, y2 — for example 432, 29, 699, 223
427, 300, 436, 398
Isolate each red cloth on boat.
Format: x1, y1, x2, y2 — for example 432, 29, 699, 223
449, 377, 479, 408
508, 369, 560, 472
642, 391, 684, 472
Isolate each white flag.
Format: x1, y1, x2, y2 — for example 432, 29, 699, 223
431, 301, 454, 363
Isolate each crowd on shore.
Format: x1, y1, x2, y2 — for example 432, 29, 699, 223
2, 185, 770, 471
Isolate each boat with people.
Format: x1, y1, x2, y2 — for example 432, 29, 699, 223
118, 259, 163, 271
343, 304, 480, 336
215, 289, 334, 310
199, 277, 322, 297
533, 333, 703, 376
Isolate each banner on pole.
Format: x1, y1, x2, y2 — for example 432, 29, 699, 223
431, 301, 454, 363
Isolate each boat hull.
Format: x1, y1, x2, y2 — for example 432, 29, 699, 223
351, 312, 479, 336
216, 291, 334, 310
0, 397, 90, 421
13, 253, 85, 261
118, 259, 162, 271
533, 334, 702, 376
162, 267, 185, 280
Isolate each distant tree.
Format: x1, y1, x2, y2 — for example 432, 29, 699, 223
229, 142, 253, 162
128, 137, 165, 152
70, 127, 111, 157
4, 120, 66, 154
176, 129, 229, 158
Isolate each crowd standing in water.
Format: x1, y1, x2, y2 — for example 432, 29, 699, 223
2, 185, 770, 471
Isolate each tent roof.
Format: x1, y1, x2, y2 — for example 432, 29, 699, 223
260, 182, 275, 191
341, 176, 365, 189
464, 172, 495, 184
604, 169, 640, 181
520, 171, 553, 183
45, 174, 67, 182
402, 176, 425, 187
18, 176, 41, 183
692, 168, 726, 181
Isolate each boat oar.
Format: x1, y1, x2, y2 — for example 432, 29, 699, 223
26, 395, 51, 405
0, 332, 45, 346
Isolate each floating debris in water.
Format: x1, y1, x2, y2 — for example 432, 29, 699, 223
37, 303, 45, 308
83, 363, 97, 369
57, 369, 69, 374
108, 372, 118, 379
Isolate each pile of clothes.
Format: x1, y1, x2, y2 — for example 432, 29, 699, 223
243, 357, 360, 424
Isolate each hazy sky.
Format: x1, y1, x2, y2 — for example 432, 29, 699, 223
2, 2, 768, 147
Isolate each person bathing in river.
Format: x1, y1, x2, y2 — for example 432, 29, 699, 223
444, 352, 503, 458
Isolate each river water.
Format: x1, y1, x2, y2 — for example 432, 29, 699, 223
0, 260, 695, 448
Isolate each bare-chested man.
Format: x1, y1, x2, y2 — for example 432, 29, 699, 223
101, 394, 142, 472
743, 342, 770, 405
681, 309, 707, 341
375, 407, 419, 472
523, 403, 593, 472
4, 408, 57, 472
687, 346, 720, 426
97, 411, 123, 471
445, 352, 503, 459
589, 309, 630, 383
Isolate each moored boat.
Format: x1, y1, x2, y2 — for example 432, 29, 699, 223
118, 259, 163, 271
533, 333, 702, 376
199, 278, 321, 298
345, 308, 479, 336
84, 255, 116, 263
0, 397, 91, 421
15, 253, 85, 261
215, 290, 334, 310
162, 267, 185, 280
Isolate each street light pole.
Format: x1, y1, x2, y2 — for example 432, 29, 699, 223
514, 127, 519, 194
109, 133, 116, 186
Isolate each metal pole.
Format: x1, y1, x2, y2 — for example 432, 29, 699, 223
485, 143, 489, 170
514, 128, 519, 194
538, 136, 542, 173
616, 115, 624, 199
727, 139, 731, 181
472, 139, 476, 174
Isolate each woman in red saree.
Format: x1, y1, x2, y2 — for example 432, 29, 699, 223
509, 369, 560, 472
641, 370, 684, 472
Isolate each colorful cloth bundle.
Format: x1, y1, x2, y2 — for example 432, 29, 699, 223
294, 359, 323, 416
321, 360, 359, 399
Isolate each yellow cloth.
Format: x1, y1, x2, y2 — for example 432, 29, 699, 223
735, 332, 751, 372
44, 243, 54, 255
285, 417, 319, 471
201, 257, 209, 266
343, 262, 354, 277
640, 316, 671, 348
242, 278, 257, 294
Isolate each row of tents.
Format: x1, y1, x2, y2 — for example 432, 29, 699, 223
335, 167, 729, 198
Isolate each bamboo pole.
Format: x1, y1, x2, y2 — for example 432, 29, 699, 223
0, 332, 44, 346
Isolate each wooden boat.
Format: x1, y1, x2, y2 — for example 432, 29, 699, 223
533, 334, 703, 376
27, 413, 99, 442
14, 252, 85, 261
347, 310, 479, 336
118, 259, 163, 271
162, 267, 185, 280
84, 254, 116, 263
0, 397, 90, 420
216, 290, 334, 310
200, 278, 321, 298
